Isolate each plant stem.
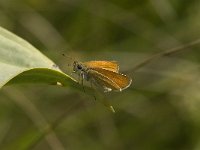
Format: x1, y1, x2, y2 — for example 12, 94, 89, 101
131, 38, 200, 72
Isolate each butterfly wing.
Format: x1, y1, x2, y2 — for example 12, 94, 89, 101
84, 61, 119, 73
88, 68, 132, 92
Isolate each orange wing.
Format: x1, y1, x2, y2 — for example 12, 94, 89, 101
88, 68, 132, 92
83, 61, 119, 73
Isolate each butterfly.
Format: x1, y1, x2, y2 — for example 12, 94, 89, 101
73, 60, 132, 92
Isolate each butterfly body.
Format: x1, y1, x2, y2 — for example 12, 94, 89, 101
73, 61, 132, 92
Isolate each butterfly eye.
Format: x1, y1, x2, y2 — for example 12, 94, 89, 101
77, 64, 82, 70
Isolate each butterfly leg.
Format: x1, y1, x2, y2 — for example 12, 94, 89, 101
90, 81, 97, 101
77, 73, 80, 84
80, 72, 85, 92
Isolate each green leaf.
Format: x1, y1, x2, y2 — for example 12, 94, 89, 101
0, 26, 77, 88
0, 26, 114, 113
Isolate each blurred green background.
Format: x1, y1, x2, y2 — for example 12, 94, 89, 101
0, 0, 200, 150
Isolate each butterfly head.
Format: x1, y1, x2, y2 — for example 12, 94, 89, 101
73, 61, 85, 73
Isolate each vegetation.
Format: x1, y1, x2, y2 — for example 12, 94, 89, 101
0, 0, 200, 150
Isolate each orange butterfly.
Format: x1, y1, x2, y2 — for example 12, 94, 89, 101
73, 60, 132, 92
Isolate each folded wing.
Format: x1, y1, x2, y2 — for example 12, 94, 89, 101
88, 68, 132, 92
84, 61, 119, 72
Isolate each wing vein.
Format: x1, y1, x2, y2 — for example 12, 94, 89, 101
89, 69, 121, 91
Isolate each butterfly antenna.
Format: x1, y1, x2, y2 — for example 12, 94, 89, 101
62, 53, 74, 61
62, 53, 75, 67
